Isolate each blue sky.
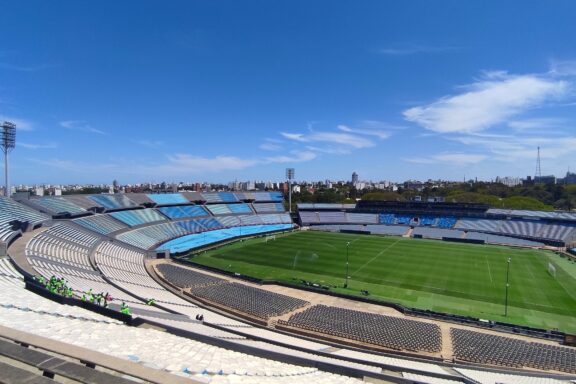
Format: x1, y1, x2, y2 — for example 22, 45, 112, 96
1, 0, 576, 185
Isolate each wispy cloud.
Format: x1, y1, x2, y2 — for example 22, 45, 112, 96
403, 71, 569, 134
377, 44, 457, 56
549, 59, 576, 77
405, 153, 486, 165
18, 142, 58, 150
281, 131, 375, 148
507, 118, 567, 133
133, 139, 164, 148
259, 138, 283, 151
59, 120, 106, 135
165, 154, 258, 172
337, 125, 390, 140
0, 115, 34, 131
0, 62, 55, 72
265, 150, 317, 163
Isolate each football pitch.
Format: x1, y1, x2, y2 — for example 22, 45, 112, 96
190, 231, 576, 333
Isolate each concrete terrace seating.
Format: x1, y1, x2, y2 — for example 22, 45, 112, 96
412, 227, 463, 239
201, 192, 238, 203
0, 196, 50, 228
87, 194, 138, 210
455, 367, 568, 384
190, 282, 310, 320
299, 211, 321, 225
156, 263, 227, 288
74, 214, 128, 235
156, 224, 294, 253
317, 211, 347, 223
158, 205, 209, 219
253, 202, 285, 213
110, 208, 166, 227
94, 242, 198, 310
0, 268, 360, 383
451, 328, 576, 373
123, 193, 155, 205
228, 203, 254, 214
206, 204, 233, 215
279, 305, 442, 353
346, 213, 378, 224
61, 195, 102, 210
455, 218, 502, 232
379, 213, 396, 225
465, 232, 544, 247
31, 196, 87, 216
146, 193, 189, 205
236, 191, 284, 202
488, 208, 576, 221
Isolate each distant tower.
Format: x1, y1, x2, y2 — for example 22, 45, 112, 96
351, 172, 358, 186
0, 121, 16, 197
535, 146, 542, 182
286, 168, 295, 213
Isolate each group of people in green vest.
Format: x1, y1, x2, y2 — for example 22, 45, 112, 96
34, 275, 74, 298
35, 275, 157, 317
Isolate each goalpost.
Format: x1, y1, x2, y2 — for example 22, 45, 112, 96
265, 234, 276, 243
548, 262, 557, 278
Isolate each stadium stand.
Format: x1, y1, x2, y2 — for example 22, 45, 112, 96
279, 305, 442, 353
0, 196, 49, 241
74, 214, 129, 235
346, 212, 379, 224
253, 202, 285, 213
61, 194, 103, 210
94, 241, 200, 310
156, 263, 227, 288
487, 208, 576, 221
157, 205, 210, 219
146, 193, 188, 205
190, 282, 310, 320
201, 192, 238, 203
451, 328, 576, 373
110, 208, 166, 227
412, 227, 463, 239
29, 196, 87, 216
0, 261, 362, 383
465, 232, 544, 247
157, 224, 294, 253
88, 194, 139, 210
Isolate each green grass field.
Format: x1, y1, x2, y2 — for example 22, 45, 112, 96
190, 231, 576, 333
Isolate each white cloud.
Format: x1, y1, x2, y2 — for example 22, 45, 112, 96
60, 120, 106, 135
337, 124, 390, 140
507, 118, 567, 132
0, 115, 34, 131
549, 59, 576, 77
260, 143, 282, 151
166, 154, 258, 172
377, 44, 457, 56
18, 142, 58, 150
0, 62, 54, 72
403, 72, 569, 134
281, 131, 374, 148
133, 139, 164, 148
405, 153, 486, 165
265, 150, 317, 163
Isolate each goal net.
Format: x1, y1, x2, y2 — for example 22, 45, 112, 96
548, 262, 557, 278
265, 234, 276, 243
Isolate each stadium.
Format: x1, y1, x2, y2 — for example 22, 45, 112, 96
1, 191, 576, 384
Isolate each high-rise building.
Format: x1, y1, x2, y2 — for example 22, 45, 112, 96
351, 172, 358, 185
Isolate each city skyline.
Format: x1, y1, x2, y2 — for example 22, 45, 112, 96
1, 1, 576, 184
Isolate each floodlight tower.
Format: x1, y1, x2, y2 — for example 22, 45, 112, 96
286, 168, 295, 213
0, 121, 16, 197
535, 146, 542, 182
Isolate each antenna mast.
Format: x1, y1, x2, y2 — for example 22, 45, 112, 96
535, 146, 542, 182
